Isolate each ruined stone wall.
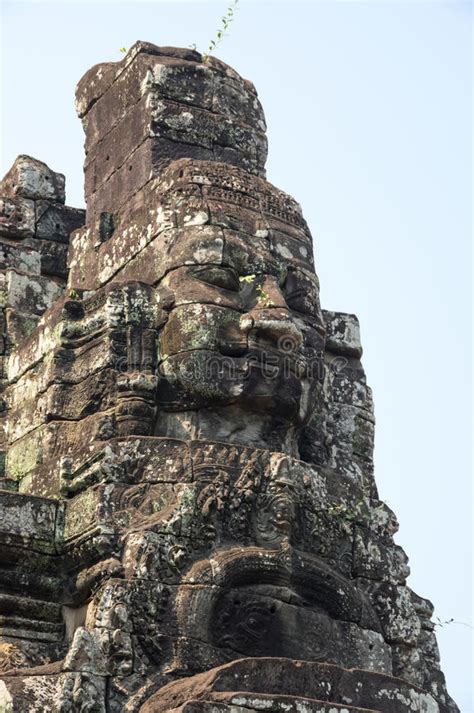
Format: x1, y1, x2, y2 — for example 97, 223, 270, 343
0, 157, 84, 488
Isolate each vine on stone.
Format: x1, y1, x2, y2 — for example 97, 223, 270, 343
190, 0, 240, 61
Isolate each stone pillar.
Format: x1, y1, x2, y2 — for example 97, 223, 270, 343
0, 156, 84, 488
76, 41, 267, 220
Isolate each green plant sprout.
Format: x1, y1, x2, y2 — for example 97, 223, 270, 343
238, 275, 275, 307
256, 284, 275, 307
208, 0, 239, 55
122, 1, 239, 59
190, 0, 239, 61
433, 617, 473, 629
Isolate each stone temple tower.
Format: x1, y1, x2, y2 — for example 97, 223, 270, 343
0, 43, 458, 712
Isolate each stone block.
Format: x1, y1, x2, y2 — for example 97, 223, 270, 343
369, 582, 421, 646
0, 490, 58, 551
4, 309, 40, 349
0, 196, 35, 239
0, 242, 41, 274
35, 239, 69, 278
352, 527, 410, 583
0, 155, 65, 203
324, 311, 363, 358
35, 200, 85, 243
0, 270, 63, 316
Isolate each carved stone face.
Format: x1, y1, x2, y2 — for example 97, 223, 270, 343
212, 584, 388, 668
156, 229, 325, 432
171, 547, 391, 678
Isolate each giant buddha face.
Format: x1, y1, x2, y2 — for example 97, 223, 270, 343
155, 223, 325, 446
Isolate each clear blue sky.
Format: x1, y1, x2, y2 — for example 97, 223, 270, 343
1, 0, 472, 709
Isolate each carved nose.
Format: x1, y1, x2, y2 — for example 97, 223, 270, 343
240, 275, 304, 351
240, 309, 303, 353
247, 313, 303, 351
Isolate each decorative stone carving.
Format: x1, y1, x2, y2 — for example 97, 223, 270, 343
0, 41, 458, 713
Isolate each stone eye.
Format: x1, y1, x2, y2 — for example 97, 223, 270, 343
189, 266, 240, 292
